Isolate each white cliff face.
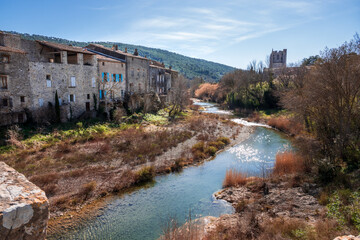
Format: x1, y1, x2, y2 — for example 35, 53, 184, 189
0, 162, 49, 240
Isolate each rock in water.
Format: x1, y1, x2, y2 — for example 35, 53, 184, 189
0, 162, 49, 240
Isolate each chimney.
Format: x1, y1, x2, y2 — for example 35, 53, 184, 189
134, 48, 139, 56
125, 47, 127, 53
169, 66, 172, 70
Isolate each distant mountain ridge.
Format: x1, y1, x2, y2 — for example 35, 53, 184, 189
5, 31, 235, 82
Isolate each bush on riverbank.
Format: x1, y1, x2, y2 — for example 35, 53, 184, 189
273, 151, 305, 176
191, 136, 230, 161
223, 169, 247, 187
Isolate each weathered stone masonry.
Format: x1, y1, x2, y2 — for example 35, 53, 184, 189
0, 162, 49, 240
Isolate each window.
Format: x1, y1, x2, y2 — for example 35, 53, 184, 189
46, 75, 51, 88
70, 76, 76, 87
121, 90, 124, 98
1, 75, 8, 89
138, 83, 141, 92
20, 96, 25, 103
87, 94, 90, 99
120, 74, 123, 82
113, 74, 116, 82
18, 113, 24, 123
38, 98, 44, 107
102, 62, 105, 66
3, 98, 8, 107
69, 94, 75, 102
131, 69, 134, 77
92, 77, 96, 88
1, 55, 10, 63
137, 69, 140, 77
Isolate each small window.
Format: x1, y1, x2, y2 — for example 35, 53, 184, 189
102, 62, 105, 66
3, 98, 8, 107
87, 94, 90, 99
137, 69, 140, 77
1, 55, 10, 63
131, 69, 134, 77
18, 113, 24, 123
46, 75, 51, 88
38, 98, 44, 107
69, 94, 75, 102
92, 77, 96, 88
113, 74, 116, 82
70, 76, 76, 87
121, 90, 124, 98
1, 75, 8, 89
20, 96, 25, 102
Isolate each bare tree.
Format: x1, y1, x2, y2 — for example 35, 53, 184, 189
168, 75, 189, 118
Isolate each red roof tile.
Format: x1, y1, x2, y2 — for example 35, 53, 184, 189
0, 46, 26, 54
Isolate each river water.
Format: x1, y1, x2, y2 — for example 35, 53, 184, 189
49, 102, 292, 240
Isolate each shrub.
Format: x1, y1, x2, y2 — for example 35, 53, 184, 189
30, 172, 60, 187
273, 151, 305, 176
205, 146, 218, 156
217, 137, 230, 145
79, 181, 97, 199
327, 190, 360, 231
136, 166, 155, 183
223, 169, 247, 187
209, 141, 225, 149
191, 141, 205, 152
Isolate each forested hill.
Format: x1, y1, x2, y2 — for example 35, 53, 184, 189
6, 31, 235, 82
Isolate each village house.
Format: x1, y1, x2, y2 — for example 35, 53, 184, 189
0, 32, 98, 125
86, 44, 149, 95
0, 31, 178, 126
149, 60, 172, 95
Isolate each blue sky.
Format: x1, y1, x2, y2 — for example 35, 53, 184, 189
0, 0, 359, 68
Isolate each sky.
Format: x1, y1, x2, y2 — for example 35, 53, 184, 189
0, 0, 359, 68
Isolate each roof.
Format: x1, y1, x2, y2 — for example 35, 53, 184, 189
0, 46, 27, 54
87, 43, 147, 60
37, 41, 94, 55
96, 54, 125, 63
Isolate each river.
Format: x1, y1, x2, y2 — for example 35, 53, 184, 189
48, 102, 292, 240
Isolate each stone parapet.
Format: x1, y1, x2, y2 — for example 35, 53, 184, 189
0, 162, 49, 240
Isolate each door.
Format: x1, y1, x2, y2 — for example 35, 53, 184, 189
86, 102, 90, 111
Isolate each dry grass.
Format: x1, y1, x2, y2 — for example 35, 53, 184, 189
223, 169, 247, 187
267, 117, 303, 135
273, 151, 305, 176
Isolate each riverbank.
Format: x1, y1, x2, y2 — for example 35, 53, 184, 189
0, 109, 254, 236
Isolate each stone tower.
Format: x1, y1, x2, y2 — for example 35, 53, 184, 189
270, 49, 287, 68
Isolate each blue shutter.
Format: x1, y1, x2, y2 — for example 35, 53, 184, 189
99, 90, 102, 99
107, 73, 110, 82
101, 72, 104, 82
121, 74, 123, 82
104, 91, 107, 97
116, 74, 119, 82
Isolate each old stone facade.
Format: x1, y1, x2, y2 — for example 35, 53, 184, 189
96, 54, 126, 102
0, 32, 178, 125
149, 60, 172, 95
270, 49, 287, 68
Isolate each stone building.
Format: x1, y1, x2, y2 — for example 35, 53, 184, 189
270, 49, 287, 68
95, 54, 126, 102
149, 60, 172, 95
86, 44, 149, 95
0, 33, 30, 125
0, 32, 98, 125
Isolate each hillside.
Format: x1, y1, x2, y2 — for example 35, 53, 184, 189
6, 31, 235, 82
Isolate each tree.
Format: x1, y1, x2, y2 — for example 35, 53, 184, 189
280, 37, 360, 171
168, 75, 189, 118
54, 90, 60, 123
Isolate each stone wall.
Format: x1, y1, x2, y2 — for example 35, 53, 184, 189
126, 56, 149, 94
0, 162, 49, 240
0, 48, 31, 126
98, 58, 126, 101
270, 49, 287, 69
